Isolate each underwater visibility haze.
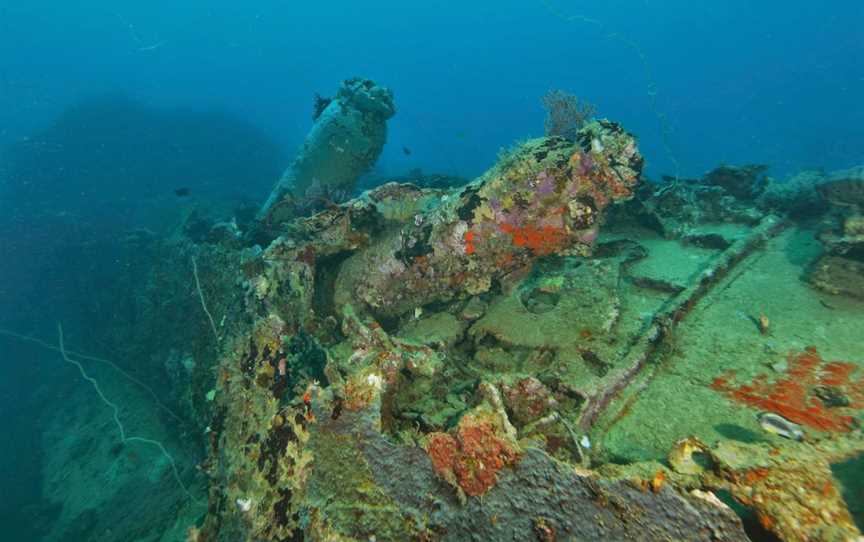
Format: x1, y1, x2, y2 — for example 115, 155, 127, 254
1, 1, 863, 541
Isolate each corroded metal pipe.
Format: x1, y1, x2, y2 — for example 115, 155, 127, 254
257, 77, 395, 227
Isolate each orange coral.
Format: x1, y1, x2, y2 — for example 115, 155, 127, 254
499, 223, 567, 256
427, 433, 460, 481
464, 230, 477, 255
711, 347, 863, 432
426, 415, 520, 496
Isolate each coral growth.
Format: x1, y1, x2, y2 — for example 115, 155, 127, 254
711, 347, 863, 432
669, 438, 863, 542
426, 414, 520, 497
463, 122, 641, 261
499, 223, 567, 256
541, 89, 596, 140
501, 377, 557, 425
346, 123, 643, 319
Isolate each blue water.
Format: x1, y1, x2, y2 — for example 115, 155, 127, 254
1, 1, 862, 182
0, 2, 862, 540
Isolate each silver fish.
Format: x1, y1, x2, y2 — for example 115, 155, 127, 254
757, 412, 804, 441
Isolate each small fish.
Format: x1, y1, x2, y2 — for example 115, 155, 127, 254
757, 412, 804, 441
757, 313, 770, 335
138, 40, 166, 52
174, 187, 191, 197
402, 146, 412, 156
